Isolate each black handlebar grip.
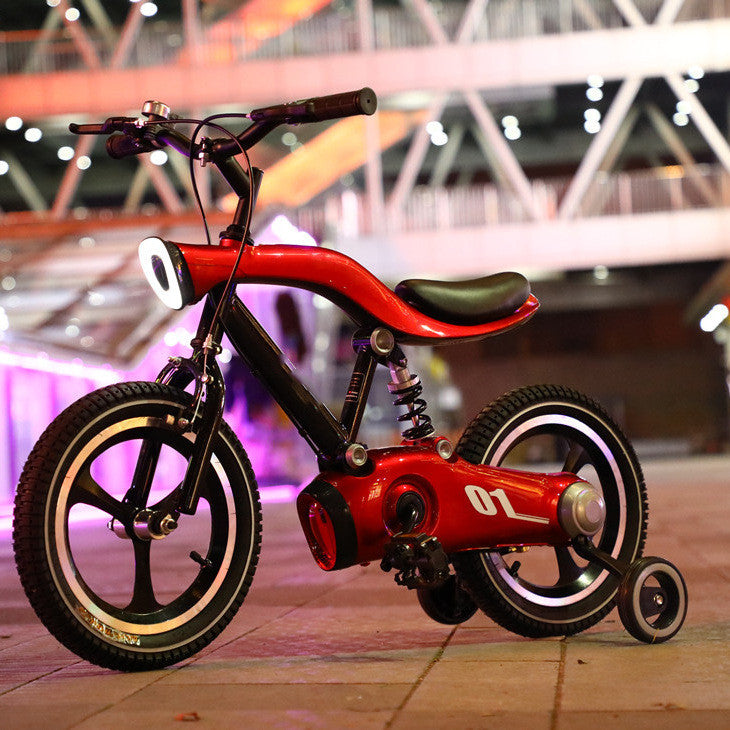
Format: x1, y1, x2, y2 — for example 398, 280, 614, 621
303, 87, 377, 121
105, 134, 155, 159
249, 87, 377, 124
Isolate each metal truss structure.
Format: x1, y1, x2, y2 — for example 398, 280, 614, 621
0, 0, 729, 363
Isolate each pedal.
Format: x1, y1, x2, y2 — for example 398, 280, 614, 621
380, 533, 450, 589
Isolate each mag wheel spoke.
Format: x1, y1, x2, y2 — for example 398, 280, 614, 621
562, 441, 589, 475
68, 467, 130, 523
126, 538, 162, 614
554, 546, 584, 585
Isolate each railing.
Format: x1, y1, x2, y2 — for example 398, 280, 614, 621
293, 163, 730, 238
0, 0, 728, 75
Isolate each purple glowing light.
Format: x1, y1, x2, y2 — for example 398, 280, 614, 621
0, 484, 299, 536
0, 348, 119, 384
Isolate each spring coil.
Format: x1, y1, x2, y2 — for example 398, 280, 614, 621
390, 380, 434, 440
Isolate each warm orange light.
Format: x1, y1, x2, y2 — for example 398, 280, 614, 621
238, 0, 335, 41
180, 0, 336, 64
661, 165, 684, 179
220, 110, 427, 212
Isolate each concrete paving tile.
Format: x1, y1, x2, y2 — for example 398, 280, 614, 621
200, 597, 454, 662
71, 682, 408, 729
159, 647, 434, 685
446, 628, 562, 662
0, 635, 81, 693
75, 708, 394, 730
390, 710, 553, 730
561, 627, 730, 711
406, 660, 559, 713
0, 662, 173, 724
0, 700, 102, 730
209, 618, 451, 659
556, 709, 730, 729
0, 627, 47, 655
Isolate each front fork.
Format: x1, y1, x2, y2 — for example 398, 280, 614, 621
156, 353, 226, 515
123, 299, 227, 520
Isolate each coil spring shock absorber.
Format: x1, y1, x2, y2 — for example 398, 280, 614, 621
387, 359, 434, 441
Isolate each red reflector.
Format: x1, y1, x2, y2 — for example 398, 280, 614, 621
307, 500, 337, 570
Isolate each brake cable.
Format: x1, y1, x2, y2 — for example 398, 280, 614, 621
137, 113, 256, 422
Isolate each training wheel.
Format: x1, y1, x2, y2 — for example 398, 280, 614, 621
417, 575, 478, 625
616, 556, 688, 643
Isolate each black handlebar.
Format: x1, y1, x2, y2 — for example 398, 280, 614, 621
69, 87, 378, 163
106, 134, 158, 160
249, 87, 377, 124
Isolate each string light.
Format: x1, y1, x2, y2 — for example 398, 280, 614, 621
58, 146, 75, 161
24, 127, 42, 143
584, 108, 601, 134
149, 149, 168, 166
700, 304, 728, 332
501, 115, 521, 141
5, 117, 22, 131
426, 120, 448, 146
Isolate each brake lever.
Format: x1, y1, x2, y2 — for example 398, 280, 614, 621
69, 116, 137, 135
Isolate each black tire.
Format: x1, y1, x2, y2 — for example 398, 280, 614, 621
13, 381, 262, 671
417, 575, 479, 625
617, 557, 687, 643
452, 384, 647, 638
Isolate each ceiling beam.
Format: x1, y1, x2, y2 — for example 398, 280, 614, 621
1, 152, 47, 213
3, 20, 729, 118
644, 104, 721, 207
338, 207, 730, 282
558, 78, 642, 219
430, 123, 465, 187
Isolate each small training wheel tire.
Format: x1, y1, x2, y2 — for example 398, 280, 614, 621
417, 575, 478, 625
617, 556, 687, 644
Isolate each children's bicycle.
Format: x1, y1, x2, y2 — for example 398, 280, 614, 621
13, 88, 687, 671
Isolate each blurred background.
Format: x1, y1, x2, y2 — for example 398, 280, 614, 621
1, 0, 730, 508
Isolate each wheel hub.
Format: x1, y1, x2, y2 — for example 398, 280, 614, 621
107, 510, 178, 540
558, 481, 606, 537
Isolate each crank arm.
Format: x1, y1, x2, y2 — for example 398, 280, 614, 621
571, 534, 630, 578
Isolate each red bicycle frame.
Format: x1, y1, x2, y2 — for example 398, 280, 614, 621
140, 236, 539, 345
124, 93, 602, 576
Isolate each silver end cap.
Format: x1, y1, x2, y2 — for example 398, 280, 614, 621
558, 482, 606, 537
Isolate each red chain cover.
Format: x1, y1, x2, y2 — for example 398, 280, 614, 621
298, 440, 578, 570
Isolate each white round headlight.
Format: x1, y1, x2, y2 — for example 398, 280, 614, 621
138, 237, 194, 310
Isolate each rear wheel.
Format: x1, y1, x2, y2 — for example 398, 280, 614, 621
452, 384, 647, 638
14, 381, 262, 671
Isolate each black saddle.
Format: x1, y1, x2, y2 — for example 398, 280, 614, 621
394, 272, 530, 326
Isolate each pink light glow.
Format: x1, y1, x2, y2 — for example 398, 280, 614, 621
0, 484, 299, 535
0, 348, 119, 384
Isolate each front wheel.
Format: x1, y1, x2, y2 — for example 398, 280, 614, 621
13, 381, 262, 671
453, 384, 647, 638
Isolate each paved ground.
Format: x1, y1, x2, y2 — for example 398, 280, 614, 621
0, 455, 728, 729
